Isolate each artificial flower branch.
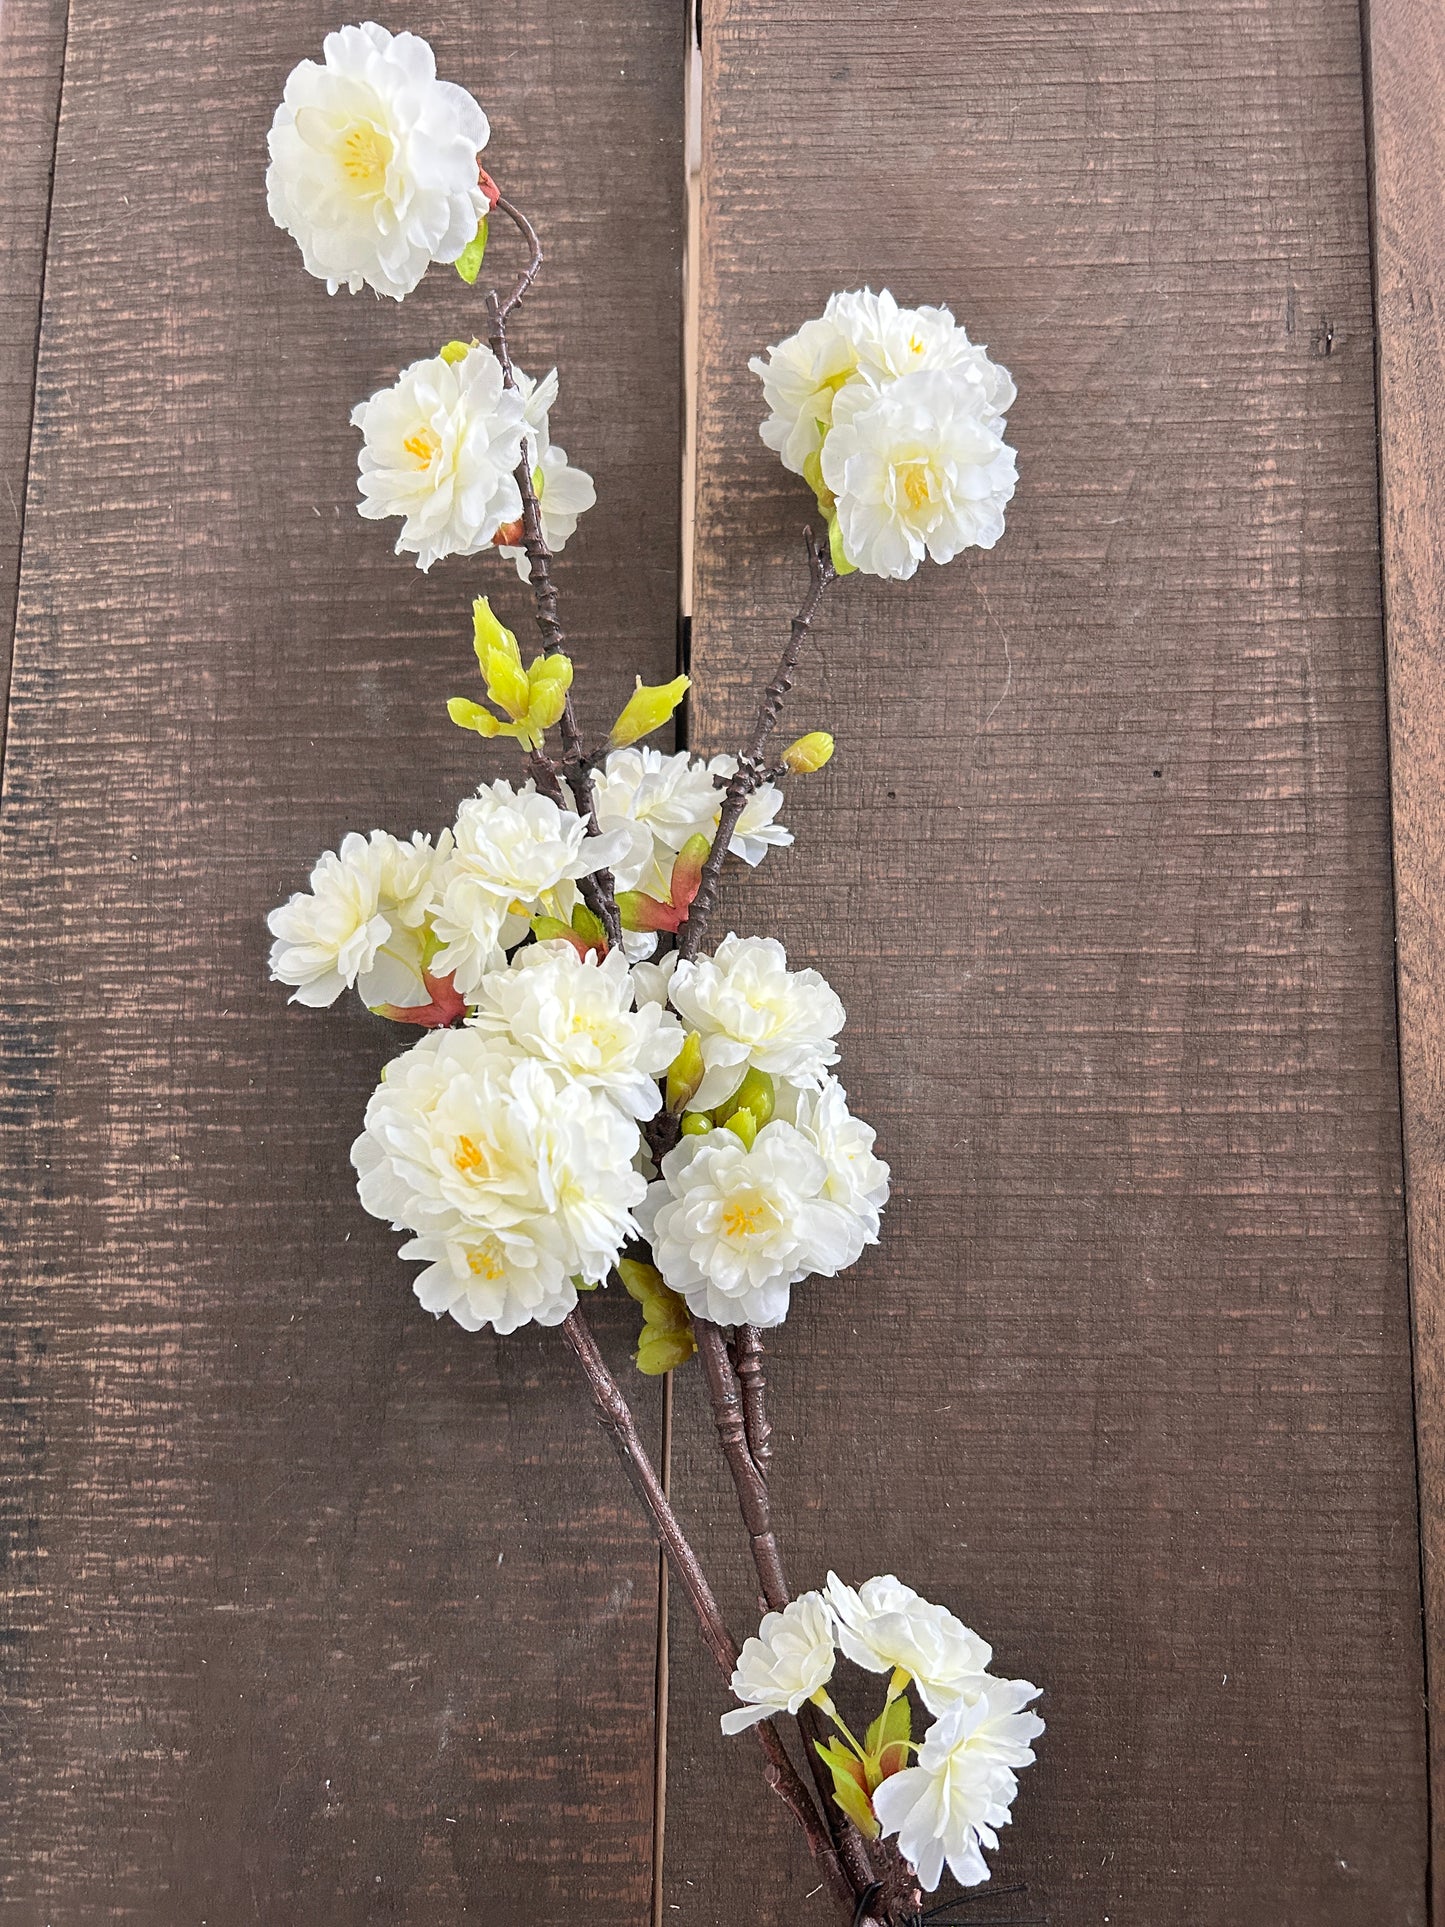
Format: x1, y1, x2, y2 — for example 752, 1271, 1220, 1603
264, 24, 1041, 1921
478, 203, 879, 1911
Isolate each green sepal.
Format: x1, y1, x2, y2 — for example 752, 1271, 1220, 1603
679, 1112, 712, 1138
571, 903, 608, 948
454, 218, 489, 285
724, 1107, 759, 1151
617, 1258, 696, 1376
864, 1691, 912, 1783
448, 695, 504, 737
439, 339, 472, 366
813, 1739, 880, 1840
827, 513, 857, 578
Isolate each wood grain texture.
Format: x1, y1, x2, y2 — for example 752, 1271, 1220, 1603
0, 4, 682, 1921
668, 0, 1429, 1920
1367, 0, 1445, 1909
0, 0, 69, 695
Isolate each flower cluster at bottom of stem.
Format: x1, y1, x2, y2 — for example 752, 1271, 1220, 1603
722, 1574, 1043, 1894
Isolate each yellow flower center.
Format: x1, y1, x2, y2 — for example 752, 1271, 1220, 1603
721, 1193, 774, 1241
908, 333, 925, 355
452, 1134, 491, 1178
340, 121, 392, 188
467, 1241, 507, 1282
403, 426, 441, 468
899, 461, 934, 513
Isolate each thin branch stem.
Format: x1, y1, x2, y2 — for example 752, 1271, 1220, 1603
695, 1320, 790, 1612
695, 1322, 882, 1899
732, 1325, 773, 1477
480, 201, 622, 949
558, 1308, 851, 1907
677, 528, 836, 965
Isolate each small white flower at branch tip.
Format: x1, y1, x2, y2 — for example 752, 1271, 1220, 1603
469, 942, 684, 1121
871, 1678, 1045, 1891
351, 345, 526, 572
351, 1027, 647, 1331
822, 370, 1018, 580
267, 828, 447, 1010
639, 1121, 858, 1328
824, 1574, 991, 1716
430, 780, 631, 995
662, 933, 845, 1113
266, 23, 490, 300
720, 1591, 837, 1735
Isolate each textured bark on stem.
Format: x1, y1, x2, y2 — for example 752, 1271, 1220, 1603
733, 1325, 773, 1476
677, 529, 836, 965
557, 1309, 851, 1905
479, 204, 622, 949
695, 1320, 790, 1612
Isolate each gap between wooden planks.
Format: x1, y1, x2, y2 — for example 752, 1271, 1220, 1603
1367, 0, 1445, 1913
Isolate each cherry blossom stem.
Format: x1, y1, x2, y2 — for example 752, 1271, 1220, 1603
677, 528, 836, 965
695, 1320, 790, 1612
733, 1324, 773, 1476
481, 200, 622, 949
696, 1320, 883, 1899
558, 1308, 852, 1905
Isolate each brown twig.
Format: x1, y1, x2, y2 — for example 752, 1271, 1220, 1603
695, 1320, 790, 1612
697, 1321, 881, 1900
732, 1325, 773, 1477
558, 1308, 852, 1906
480, 200, 622, 949
677, 528, 836, 965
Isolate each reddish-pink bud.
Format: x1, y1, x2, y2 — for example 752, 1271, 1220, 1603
378, 969, 467, 1029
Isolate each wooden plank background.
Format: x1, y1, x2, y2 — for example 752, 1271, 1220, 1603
669, 0, 1430, 1921
0, 4, 682, 1921
0, 0, 1439, 1922
1368, 0, 1445, 1913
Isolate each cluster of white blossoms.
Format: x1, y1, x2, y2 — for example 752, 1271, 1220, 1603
751, 288, 1017, 581
723, 1574, 1044, 1892
267, 753, 885, 1339
266, 24, 491, 300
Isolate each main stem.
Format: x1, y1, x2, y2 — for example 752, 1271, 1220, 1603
559, 1308, 853, 1909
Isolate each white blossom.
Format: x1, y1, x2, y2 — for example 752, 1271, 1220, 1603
430, 781, 629, 995
871, 1680, 1045, 1891
749, 309, 862, 475
824, 1574, 991, 1716
821, 369, 1017, 580
592, 747, 724, 895
469, 942, 683, 1120
267, 829, 445, 1009
351, 345, 526, 571
783, 1078, 890, 1272
663, 934, 845, 1113
827, 289, 1015, 419
266, 23, 490, 300
720, 1592, 837, 1735
496, 366, 597, 577
351, 1028, 646, 1329
639, 1121, 856, 1328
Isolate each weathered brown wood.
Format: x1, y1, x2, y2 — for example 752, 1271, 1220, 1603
0, 4, 683, 1920
1367, 0, 1445, 1910
668, 0, 1429, 1920
0, 0, 68, 694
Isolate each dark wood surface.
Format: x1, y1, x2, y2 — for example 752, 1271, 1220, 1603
1, 0, 1439, 1922
0, 0, 68, 687
1368, 0, 1445, 1912
0, 4, 682, 1921
666, 0, 1430, 1920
